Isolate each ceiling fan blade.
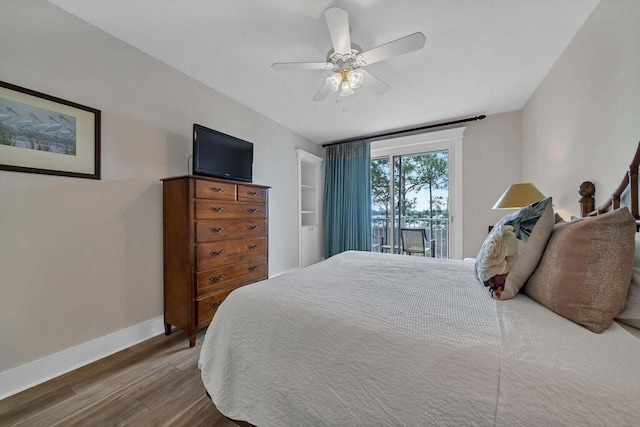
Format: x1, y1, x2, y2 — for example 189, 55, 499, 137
360, 32, 426, 65
324, 7, 351, 55
271, 62, 332, 71
312, 82, 331, 102
360, 69, 390, 95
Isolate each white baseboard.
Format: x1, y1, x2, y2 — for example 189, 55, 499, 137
0, 269, 299, 400
0, 315, 165, 400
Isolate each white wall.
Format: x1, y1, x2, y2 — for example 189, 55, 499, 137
0, 0, 320, 374
522, 0, 640, 218
461, 111, 522, 258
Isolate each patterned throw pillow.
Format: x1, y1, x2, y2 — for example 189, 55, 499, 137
475, 197, 554, 300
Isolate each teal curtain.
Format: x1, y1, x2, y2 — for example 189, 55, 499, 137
323, 140, 372, 258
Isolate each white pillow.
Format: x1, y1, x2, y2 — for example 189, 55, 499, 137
616, 233, 640, 328
475, 197, 555, 300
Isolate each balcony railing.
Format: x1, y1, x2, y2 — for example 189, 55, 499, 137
372, 217, 449, 259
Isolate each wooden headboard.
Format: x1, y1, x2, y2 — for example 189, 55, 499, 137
579, 141, 640, 230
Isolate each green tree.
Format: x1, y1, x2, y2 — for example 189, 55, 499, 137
371, 158, 391, 216
412, 152, 448, 220
371, 152, 449, 220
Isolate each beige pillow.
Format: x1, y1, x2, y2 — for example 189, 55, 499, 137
615, 233, 640, 328
475, 197, 555, 300
524, 208, 635, 333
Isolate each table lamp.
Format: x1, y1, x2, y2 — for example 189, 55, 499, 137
493, 183, 545, 209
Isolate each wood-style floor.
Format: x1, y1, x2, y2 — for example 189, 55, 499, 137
0, 328, 237, 427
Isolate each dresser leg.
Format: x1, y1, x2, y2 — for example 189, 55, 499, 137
164, 323, 172, 336
189, 334, 196, 347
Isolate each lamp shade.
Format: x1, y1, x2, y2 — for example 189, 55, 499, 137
340, 80, 354, 96
348, 70, 364, 89
493, 183, 545, 209
326, 73, 341, 92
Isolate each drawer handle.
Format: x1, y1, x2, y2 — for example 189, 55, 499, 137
247, 225, 259, 230
247, 266, 259, 272
209, 250, 225, 256
247, 208, 259, 213
209, 187, 225, 192
247, 191, 259, 196
210, 299, 225, 307
209, 274, 226, 282
247, 245, 259, 250
209, 227, 225, 232
209, 207, 225, 212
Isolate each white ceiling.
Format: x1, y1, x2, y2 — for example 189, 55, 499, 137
49, 0, 599, 144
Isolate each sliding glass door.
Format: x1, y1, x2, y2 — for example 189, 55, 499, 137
372, 150, 450, 258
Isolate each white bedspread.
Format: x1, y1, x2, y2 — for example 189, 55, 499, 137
496, 295, 640, 426
199, 251, 640, 426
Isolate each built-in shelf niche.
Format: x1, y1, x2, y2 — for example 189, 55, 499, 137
297, 149, 324, 267
301, 185, 317, 216
301, 212, 317, 227
300, 162, 317, 188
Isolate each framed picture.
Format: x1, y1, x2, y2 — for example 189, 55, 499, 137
0, 80, 101, 179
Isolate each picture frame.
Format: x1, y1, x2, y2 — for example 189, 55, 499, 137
0, 80, 101, 179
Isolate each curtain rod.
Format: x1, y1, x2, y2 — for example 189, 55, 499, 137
321, 114, 487, 148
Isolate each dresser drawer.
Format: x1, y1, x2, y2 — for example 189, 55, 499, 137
196, 237, 267, 271
237, 185, 267, 203
194, 180, 236, 201
196, 257, 268, 295
195, 220, 267, 242
196, 288, 234, 328
195, 200, 266, 220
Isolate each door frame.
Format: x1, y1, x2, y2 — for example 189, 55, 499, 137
370, 127, 465, 259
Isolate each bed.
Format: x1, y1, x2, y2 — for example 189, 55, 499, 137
199, 144, 640, 426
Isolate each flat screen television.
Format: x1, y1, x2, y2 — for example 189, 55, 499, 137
192, 124, 253, 182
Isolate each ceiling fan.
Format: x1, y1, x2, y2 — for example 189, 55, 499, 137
271, 7, 426, 102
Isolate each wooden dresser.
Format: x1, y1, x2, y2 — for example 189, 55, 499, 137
162, 175, 269, 346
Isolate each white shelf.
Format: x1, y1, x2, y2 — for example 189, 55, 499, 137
301, 214, 317, 227
297, 149, 324, 267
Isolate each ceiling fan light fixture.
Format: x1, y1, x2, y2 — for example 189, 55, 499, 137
271, 7, 427, 102
326, 73, 342, 92
340, 80, 354, 96
348, 69, 364, 89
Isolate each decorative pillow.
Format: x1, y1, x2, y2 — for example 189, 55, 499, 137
524, 208, 636, 333
475, 197, 554, 300
615, 232, 640, 328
